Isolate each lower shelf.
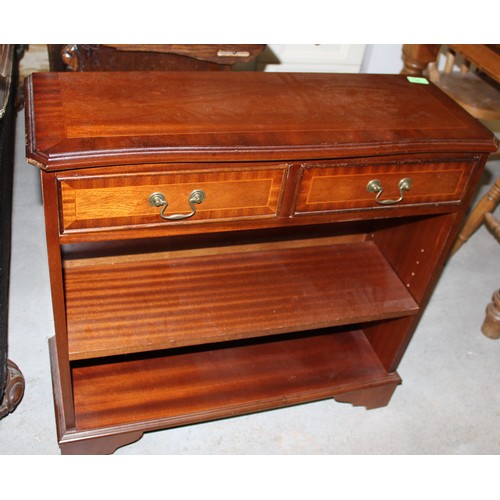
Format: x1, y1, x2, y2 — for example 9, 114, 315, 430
53, 327, 401, 448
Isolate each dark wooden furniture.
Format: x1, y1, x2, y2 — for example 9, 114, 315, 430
25, 71, 498, 454
0, 44, 25, 419
47, 44, 266, 72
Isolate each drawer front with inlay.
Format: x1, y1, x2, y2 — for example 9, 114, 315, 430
294, 160, 471, 215
58, 164, 288, 233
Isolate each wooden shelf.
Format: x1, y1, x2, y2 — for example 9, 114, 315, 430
64, 240, 419, 360
26, 71, 496, 454
69, 328, 401, 431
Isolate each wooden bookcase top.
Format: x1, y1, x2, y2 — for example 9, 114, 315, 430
25, 72, 498, 171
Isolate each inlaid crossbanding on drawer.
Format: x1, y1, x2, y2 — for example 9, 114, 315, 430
58, 165, 288, 232
295, 160, 470, 214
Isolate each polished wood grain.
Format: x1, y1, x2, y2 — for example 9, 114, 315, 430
70, 329, 400, 430
59, 163, 287, 233
62, 233, 368, 269
48, 336, 144, 454
25, 72, 497, 171
64, 240, 419, 360
25, 71, 498, 453
295, 158, 470, 214
40, 170, 77, 426
366, 213, 464, 371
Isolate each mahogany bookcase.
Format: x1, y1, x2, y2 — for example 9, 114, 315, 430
25, 71, 498, 454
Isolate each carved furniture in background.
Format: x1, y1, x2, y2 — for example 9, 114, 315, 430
402, 44, 500, 253
25, 71, 497, 453
0, 44, 25, 419
403, 44, 500, 340
402, 44, 500, 81
403, 45, 500, 120
47, 44, 266, 72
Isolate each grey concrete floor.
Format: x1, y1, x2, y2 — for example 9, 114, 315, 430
1, 111, 499, 457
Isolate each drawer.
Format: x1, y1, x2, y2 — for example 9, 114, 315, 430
294, 160, 471, 214
58, 164, 288, 233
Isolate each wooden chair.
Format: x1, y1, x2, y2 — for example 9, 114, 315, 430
430, 48, 500, 340
403, 45, 500, 251
426, 47, 500, 121
426, 49, 500, 257
482, 216, 500, 339
403, 45, 500, 339
418, 46, 500, 255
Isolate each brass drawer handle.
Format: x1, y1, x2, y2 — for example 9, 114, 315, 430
149, 190, 206, 221
366, 178, 412, 205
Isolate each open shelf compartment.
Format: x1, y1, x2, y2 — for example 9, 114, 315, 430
63, 239, 419, 360
68, 327, 402, 432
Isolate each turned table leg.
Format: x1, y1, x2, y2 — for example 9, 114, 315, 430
482, 289, 500, 339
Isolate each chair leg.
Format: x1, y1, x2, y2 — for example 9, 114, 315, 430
482, 289, 500, 339
484, 212, 500, 241
452, 177, 500, 254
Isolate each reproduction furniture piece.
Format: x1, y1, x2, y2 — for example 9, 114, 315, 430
25, 71, 498, 454
0, 44, 25, 419
47, 44, 266, 72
